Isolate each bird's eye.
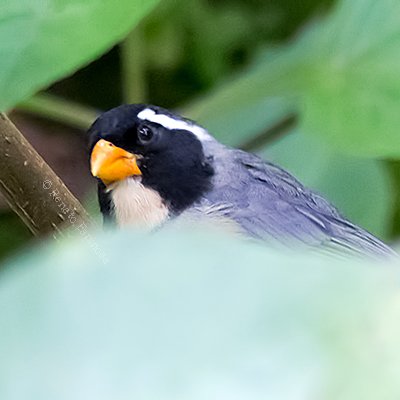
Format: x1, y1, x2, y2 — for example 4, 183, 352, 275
137, 125, 154, 144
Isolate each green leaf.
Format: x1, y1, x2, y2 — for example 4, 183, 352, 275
186, 95, 296, 147
0, 229, 399, 399
184, 50, 304, 146
300, 0, 400, 157
187, 0, 400, 157
263, 130, 394, 238
0, 0, 160, 111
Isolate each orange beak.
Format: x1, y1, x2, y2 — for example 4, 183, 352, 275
90, 139, 142, 185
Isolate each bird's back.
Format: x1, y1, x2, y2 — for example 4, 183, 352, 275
191, 140, 394, 258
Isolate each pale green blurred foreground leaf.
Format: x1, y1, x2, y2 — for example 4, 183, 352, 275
189, 0, 400, 157
0, 228, 399, 399
0, 0, 160, 111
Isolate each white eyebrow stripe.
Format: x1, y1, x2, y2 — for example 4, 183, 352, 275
137, 108, 211, 141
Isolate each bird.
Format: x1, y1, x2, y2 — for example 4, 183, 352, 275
88, 103, 395, 259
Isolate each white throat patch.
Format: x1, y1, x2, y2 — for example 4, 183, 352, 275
109, 178, 169, 229
137, 108, 211, 142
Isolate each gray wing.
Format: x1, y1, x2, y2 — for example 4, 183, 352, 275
197, 142, 395, 258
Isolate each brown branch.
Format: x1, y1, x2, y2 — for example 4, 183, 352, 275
0, 113, 92, 237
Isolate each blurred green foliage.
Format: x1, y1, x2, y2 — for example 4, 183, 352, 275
191, 0, 400, 157
141, 0, 334, 96
0, 213, 31, 261
0, 0, 160, 110
1, 228, 400, 399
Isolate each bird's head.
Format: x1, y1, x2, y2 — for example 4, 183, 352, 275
88, 104, 214, 216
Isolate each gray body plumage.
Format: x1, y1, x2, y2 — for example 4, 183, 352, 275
186, 138, 394, 258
